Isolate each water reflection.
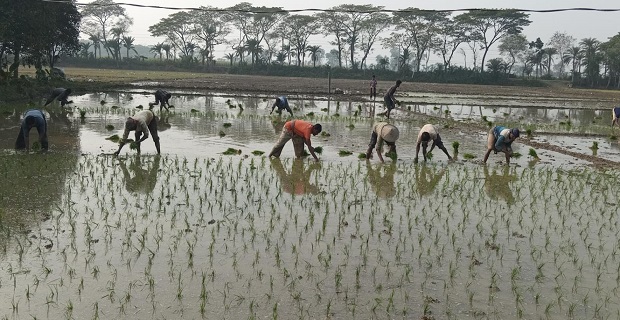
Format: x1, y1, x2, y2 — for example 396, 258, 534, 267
415, 165, 446, 197
118, 155, 161, 194
270, 159, 320, 195
367, 162, 396, 198
483, 166, 517, 205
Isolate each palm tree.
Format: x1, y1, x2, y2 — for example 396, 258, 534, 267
563, 46, 583, 83
150, 43, 164, 60
543, 47, 558, 77
580, 38, 601, 86
306, 45, 322, 67
378, 57, 389, 70
234, 45, 246, 63
245, 39, 262, 65
282, 44, 292, 65
275, 51, 286, 65
80, 42, 92, 59
122, 36, 137, 59
88, 34, 102, 59
161, 44, 172, 60
224, 53, 235, 66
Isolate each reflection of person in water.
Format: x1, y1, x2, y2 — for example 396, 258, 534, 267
415, 165, 446, 197
366, 162, 396, 198
271, 158, 319, 195
483, 166, 517, 205
119, 155, 161, 194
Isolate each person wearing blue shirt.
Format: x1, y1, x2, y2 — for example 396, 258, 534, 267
270, 96, 293, 116
483, 126, 520, 165
15, 109, 49, 151
612, 107, 620, 127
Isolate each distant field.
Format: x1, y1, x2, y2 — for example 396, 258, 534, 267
20, 67, 208, 83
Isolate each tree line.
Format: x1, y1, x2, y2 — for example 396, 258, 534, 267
3, 0, 620, 88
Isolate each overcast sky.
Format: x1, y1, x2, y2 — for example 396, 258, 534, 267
81, 0, 620, 62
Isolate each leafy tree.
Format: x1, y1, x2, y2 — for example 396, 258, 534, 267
80, 42, 92, 58
283, 15, 319, 66
0, 0, 80, 79
456, 9, 531, 72
226, 2, 286, 59
549, 32, 575, 77
191, 7, 230, 64
161, 43, 172, 60
529, 37, 544, 78
244, 39, 262, 65
486, 58, 508, 75
316, 11, 346, 68
81, 0, 132, 58
376, 56, 390, 70
358, 12, 391, 69
393, 8, 449, 73
148, 11, 196, 58
434, 17, 467, 69
543, 47, 558, 76
600, 33, 620, 88
499, 34, 528, 75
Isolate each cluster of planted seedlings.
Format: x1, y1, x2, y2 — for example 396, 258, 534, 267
1, 153, 619, 319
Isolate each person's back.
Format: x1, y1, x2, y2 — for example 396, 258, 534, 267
15, 109, 48, 151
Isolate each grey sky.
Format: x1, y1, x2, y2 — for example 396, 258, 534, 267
83, 0, 620, 63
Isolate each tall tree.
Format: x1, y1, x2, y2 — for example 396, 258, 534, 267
226, 2, 286, 57
283, 15, 319, 66
317, 11, 346, 68
529, 37, 545, 78
563, 46, 583, 83
81, 0, 132, 58
600, 33, 620, 88
88, 34, 102, 59
543, 47, 558, 76
190, 7, 230, 64
434, 17, 467, 69
149, 11, 196, 58
393, 8, 449, 73
150, 43, 163, 60
580, 37, 601, 87
122, 36, 136, 59
326, 4, 383, 69
456, 9, 531, 72
499, 34, 528, 75
548, 31, 575, 77
358, 12, 391, 69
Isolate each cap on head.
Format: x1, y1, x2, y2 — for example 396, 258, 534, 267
511, 128, 520, 138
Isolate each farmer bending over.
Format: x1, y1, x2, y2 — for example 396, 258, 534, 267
15, 109, 48, 152
365, 122, 399, 163
268, 119, 322, 161
415, 124, 452, 163
44, 88, 72, 107
149, 89, 172, 113
483, 126, 520, 165
114, 110, 161, 155
271, 96, 293, 116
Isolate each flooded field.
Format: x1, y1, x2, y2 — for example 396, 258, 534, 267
1, 91, 619, 319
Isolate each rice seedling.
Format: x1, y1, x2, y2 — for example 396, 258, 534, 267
463, 153, 476, 159
105, 124, 115, 130
223, 122, 232, 128
528, 148, 539, 159
339, 150, 353, 156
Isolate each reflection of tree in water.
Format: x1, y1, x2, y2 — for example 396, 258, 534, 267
271, 159, 320, 195
415, 165, 446, 197
367, 162, 396, 199
119, 155, 161, 194
484, 166, 517, 205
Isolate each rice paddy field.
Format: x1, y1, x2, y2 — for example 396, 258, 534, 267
1, 89, 619, 319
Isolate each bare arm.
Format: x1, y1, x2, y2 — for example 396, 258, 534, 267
414, 141, 421, 163
376, 149, 385, 163
305, 139, 319, 161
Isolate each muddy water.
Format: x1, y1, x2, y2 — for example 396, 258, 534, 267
1, 91, 619, 319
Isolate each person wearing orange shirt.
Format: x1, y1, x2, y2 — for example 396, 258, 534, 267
268, 119, 322, 161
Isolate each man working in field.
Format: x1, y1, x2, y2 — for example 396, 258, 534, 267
379, 80, 402, 119
270, 96, 294, 117
44, 88, 72, 107
612, 107, 620, 127
365, 122, 399, 163
114, 109, 161, 155
15, 109, 48, 152
415, 124, 452, 163
149, 89, 172, 113
268, 119, 322, 161
483, 126, 520, 165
